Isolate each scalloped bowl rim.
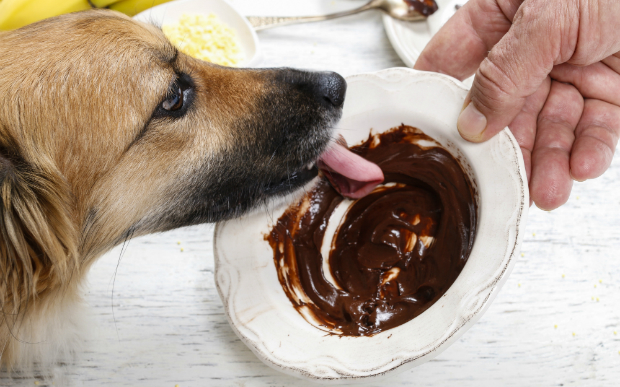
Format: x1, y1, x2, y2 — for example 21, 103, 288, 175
213, 68, 528, 383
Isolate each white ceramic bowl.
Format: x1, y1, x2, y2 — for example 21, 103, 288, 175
133, 0, 260, 67
214, 68, 528, 383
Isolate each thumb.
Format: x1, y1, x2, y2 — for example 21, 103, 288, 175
458, 1, 562, 142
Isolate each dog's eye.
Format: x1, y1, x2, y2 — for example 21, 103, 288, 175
154, 75, 194, 119
162, 82, 184, 111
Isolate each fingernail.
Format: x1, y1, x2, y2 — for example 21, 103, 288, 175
458, 101, 487, 142
569, 170, 586, 182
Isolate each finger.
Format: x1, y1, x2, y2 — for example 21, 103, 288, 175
530, 82, 584, 211
570, 99, 620, 181
458, 0, 569, 142
602, 54, 620, 74
507, 76, 552, 183
550, 62, 620, 106
414, 0, 522, 81
568, 2, 620, 65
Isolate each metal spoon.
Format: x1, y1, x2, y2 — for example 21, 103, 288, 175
247, 0, 437, 31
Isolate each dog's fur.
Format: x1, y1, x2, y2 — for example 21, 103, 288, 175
0, 10, 344, 370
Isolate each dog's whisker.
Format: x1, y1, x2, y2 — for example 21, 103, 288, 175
0, 265, 25, 346
110, 228, 134, 343
261, 199, 275, 225
0, 287, 44, 346
286, 160, 293, 191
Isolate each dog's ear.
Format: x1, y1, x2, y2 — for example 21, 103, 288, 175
0, 135, 78, 306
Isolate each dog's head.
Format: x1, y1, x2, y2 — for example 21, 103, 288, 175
0, 10, 345, 272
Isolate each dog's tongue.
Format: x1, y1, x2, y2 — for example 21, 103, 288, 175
317, 144, 384, 199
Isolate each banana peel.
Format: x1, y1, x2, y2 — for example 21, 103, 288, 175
89, 0, 123, 7
0, 0, 174, 30
0, 0, 91, 30
109, 0, 173, 17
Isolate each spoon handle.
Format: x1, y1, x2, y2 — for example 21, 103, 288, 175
247, 3, 375, 31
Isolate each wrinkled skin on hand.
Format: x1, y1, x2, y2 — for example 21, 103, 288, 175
414, 0, 620, 210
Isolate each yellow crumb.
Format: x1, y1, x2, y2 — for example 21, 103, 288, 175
518, 283, 521, 287
532, 233, 536, 237
594, 284, 597, 288
34, 382, 39, 386
521, 253, 524, 257
163, 14, 244, 67
592, 296, 595, 301
596, 298, 600, 302
572, 332, 576, 337
614, 331, 617, 335
180, 248, 184, 252
554, 325, 558, 329
576, 196, 579, 200
175, 385, 180, 387
562, 274, 565, 278
599, 279, 603, 283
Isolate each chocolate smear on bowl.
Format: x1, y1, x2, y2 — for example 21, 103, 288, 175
265, 125, 477, 336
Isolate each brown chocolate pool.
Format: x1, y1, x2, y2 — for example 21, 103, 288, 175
266, 125, 477, 336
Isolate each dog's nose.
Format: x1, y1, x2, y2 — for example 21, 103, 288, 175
316, 71, 347, 108
276, 69, 348, 109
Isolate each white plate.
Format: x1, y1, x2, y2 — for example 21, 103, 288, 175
133, 0, 260, 67
383, 0, 472, 87
214, 68, 528, 383
383, 0, 468, 66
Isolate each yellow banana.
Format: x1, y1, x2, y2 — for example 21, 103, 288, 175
0, 0, 91, 31
109, 0, 173, 17
89, 0, 124, 7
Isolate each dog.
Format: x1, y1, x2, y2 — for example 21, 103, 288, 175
0, 9, 348, 370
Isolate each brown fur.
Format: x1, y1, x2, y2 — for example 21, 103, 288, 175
0, 9, 344, 369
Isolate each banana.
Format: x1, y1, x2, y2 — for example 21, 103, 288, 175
109, 0, 173, 17
89, 0, 124, 7
0, 0, 91, 30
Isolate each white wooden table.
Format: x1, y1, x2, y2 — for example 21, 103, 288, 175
3, 1, 620, 386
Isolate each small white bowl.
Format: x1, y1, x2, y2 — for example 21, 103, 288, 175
133, 0, 260, 67
214, 68, 528, 383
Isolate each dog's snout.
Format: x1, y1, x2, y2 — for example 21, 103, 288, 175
316, 72, 347, 108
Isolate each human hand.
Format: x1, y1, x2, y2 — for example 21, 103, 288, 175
414, 0, 620, 210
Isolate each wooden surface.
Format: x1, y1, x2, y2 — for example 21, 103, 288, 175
3, 1, 620, 386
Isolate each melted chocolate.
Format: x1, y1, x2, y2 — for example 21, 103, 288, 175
266, 125, 477, 336
404, 0, 439, 17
